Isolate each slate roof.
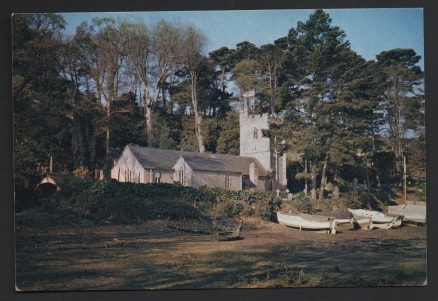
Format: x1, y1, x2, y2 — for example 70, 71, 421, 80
126, 144, 267, 176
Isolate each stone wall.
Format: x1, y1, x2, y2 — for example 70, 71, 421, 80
191, 170, 242, 191
111, 147, 146, 183
239, 102, 271, 172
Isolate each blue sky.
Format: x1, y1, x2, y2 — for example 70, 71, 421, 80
60, 8, 424, 68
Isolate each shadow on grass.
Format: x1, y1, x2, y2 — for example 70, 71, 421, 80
15, 225, 427, 290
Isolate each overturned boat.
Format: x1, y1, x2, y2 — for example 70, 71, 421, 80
277, 212, 337, 235
388, 201, 426, 224
348, 208, 402, 230
348, 208, 397, 223
314, 211, 353, 225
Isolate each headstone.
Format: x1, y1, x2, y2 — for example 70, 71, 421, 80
353, 178, 358, 194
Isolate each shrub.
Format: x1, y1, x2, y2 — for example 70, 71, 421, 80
43, 180, 280, 224
255, 198, 281, 221
72, 166, 91, 179
200, 186, 278, 220
292, 194, 314, 214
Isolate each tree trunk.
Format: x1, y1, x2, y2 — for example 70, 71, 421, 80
191, 73, 205, 153
333, 167, 339, 200
143, 88, 153, 138
304, 159, 308, 197
311, 163, 317, 202
333, 186, 339, 200
220, 67, 226, 93
319, 159, 328, 202
105, 100, 111, 180
268, 66, 273, 114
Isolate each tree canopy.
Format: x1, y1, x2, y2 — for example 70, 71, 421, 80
13, 10, 425, 207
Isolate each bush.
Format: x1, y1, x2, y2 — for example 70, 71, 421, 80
41, 180, 280, 224
200, 186, 278, 221
291, 194, 314, 214
255, 198, 281, 222
49, 181, 207, 223
72, 166, 91, 179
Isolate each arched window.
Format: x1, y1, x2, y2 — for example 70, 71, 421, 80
155, 172, 161, 183
253, 128, 258, 139
225, 174, 230, 190
178, 167, 184, 185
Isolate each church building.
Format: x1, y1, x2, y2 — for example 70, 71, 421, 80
110, 96, 287, 192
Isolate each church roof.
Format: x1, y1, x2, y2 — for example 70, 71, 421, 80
126, 144, 267, 176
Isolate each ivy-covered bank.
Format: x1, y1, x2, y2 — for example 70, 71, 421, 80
32, 180, 281, 225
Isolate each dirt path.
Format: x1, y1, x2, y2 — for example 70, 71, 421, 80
15, 218, 427, 290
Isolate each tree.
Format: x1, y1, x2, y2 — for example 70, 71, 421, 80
216, 111, 240, 155
284, 9, 363, 201
13, 14, 72, 207
376, 49, 424, 174
180, 25, 208, 153
151, 20, 185, 112
257, 43, 286, 113
110, 92, 147, 148
120, 21, 153, 138
74, 18, 126, 177
209, 46, 235, 93
232, 59, 263, 95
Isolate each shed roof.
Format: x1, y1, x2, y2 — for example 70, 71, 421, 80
126, 144, 267, 176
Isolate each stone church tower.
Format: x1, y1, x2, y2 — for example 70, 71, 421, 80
239, 92, 287, 191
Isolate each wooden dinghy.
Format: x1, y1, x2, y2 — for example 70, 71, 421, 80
216, 230, 241, 241
216, 218, 243, 241
348, 209, 402, 230
277, 212, 337, 235
388, 203, 426, 224
348, 208, 397, 223
315, 211, 353, 225
353, 216, 402, 230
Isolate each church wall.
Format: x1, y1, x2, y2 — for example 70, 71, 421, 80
191, 170, 242, 191
173, 158, 192, 186
239, 106, 271, 171
111, 147, 146, 183
278, 153, 288, 190
160, 171, 175, 184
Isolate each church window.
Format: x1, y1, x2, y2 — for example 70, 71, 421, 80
253, 128, 258, 139
225, 174, 230, 189
155, 172, 161, 183
178, 167, 184, 185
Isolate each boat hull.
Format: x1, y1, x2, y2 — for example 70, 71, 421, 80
388, 204, 426, 224
277, 212, 337, 234
348, 209, 395, 223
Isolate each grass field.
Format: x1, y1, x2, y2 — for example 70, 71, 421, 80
15, 215, 427, 290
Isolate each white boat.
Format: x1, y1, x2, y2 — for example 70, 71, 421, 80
312, 211, 353, 225
352, 216, 402, 230
277, 212, 337, 234
348, 208, 396, 223
388, 203, 426, 224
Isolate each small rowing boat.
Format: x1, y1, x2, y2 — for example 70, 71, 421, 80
348, 208, 402, 230
348, 208, 396, 223
315, 211, 353, 225
388, 202, 426, 224
277, 212, 337, 235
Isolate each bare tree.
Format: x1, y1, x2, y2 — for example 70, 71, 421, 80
120, 21, 152, 137
151, 20, 185, 112
181, 25, 207, 153
75, 18, 125, 178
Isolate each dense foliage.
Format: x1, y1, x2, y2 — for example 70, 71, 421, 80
39, 181, 279, 224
